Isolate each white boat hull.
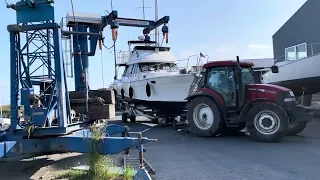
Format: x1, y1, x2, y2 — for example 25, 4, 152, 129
114, 74, 195, 102
262, 54, 320, 95
113, 74, 195, 115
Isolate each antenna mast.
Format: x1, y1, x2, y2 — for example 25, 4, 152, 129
155, 0, 159, 45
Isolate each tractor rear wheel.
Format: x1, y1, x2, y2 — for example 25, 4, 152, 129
187, 96, 223, 137
246, 102, 289, 142
287, 120, 307, 136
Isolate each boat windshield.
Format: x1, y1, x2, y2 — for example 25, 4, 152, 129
139, 62, 179, 72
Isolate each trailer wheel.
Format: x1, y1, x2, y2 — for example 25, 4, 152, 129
246, 102, 289, 142
187, 96, 223, 137
130, 116, 136, 123
286, 120, 307, 136
122, 113, 128, 123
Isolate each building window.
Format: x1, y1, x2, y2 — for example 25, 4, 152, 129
285, 43, 307, 61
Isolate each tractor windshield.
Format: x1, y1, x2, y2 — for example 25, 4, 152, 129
241, 68, 255, 85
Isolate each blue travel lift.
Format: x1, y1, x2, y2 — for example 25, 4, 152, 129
0, 0, 169, 179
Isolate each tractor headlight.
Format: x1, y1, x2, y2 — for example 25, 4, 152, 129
284, 97, 295, 102
284, 91, 295, 102
289, 91, 295, 97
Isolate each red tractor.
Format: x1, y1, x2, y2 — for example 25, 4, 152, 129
186, 57, 313, 142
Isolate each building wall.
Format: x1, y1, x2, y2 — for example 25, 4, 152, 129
273, 0, 320, 63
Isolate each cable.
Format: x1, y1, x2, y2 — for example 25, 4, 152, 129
100, 49, 105, 88
161, 36, 165, 46
113, 41, 117, 80
103, 43, 115, 49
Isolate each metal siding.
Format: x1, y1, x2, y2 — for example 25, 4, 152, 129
273, 0, 320, 62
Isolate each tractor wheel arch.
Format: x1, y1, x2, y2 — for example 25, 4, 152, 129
186, 94, 227, 114
238, 98, 268, 122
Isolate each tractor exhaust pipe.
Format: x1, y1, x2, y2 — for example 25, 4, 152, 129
236, 56, 243, 108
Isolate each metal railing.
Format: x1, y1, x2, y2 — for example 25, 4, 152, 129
117, 51, 130, 65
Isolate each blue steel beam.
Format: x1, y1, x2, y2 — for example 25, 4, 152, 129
53, 26, 70, 128
101, 10, 170, 34
11, 123, 127, 139
143, 16, 170, 34
72, 24, 90, 91
9, 31, 19, 133
0, 128, 157, 158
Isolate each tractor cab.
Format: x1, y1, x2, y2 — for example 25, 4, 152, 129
199, 61, 256, 109
186, 57, 313, 142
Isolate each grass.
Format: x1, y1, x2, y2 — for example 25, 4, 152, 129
56, 123, 135, 180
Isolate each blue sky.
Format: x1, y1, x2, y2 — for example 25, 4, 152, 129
0, 0, 307, 104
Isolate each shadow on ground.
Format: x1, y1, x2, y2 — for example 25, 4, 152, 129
0, 153, 88, 180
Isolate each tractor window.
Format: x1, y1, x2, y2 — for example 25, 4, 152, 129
206, 67, 236, 106
241, 68, 255, 85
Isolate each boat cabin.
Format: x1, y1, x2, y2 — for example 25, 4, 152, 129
116, 40, 182, 80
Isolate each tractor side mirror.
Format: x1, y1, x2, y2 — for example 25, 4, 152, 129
271, 65, 279, 73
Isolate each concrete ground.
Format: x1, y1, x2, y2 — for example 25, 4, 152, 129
1, 114, 320, 180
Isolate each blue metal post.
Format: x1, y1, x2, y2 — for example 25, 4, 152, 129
53, 26, 68, 128
72, 24, 89, 91
9, 31, 18, 132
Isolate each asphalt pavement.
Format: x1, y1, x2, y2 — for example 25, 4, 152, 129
122, 116, 320, 180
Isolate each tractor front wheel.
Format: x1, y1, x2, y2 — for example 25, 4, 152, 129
287, 120, 307, 136
187, 96, 223, 137
246, 102, 289, 142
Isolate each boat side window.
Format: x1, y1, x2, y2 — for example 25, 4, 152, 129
122, 65, 128, 77
132, 64, 140, 74
125, 65, 134, 77
285, 43, 307, 61
140, 63, 156, 72
158, 63, 178, 71
140, 64, 149, 72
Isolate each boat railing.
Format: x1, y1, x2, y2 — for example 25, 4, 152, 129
176, 53, 209, 73
117, 51, 130, 65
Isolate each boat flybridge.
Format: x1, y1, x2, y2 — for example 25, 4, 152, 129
113, 39, 202, 120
